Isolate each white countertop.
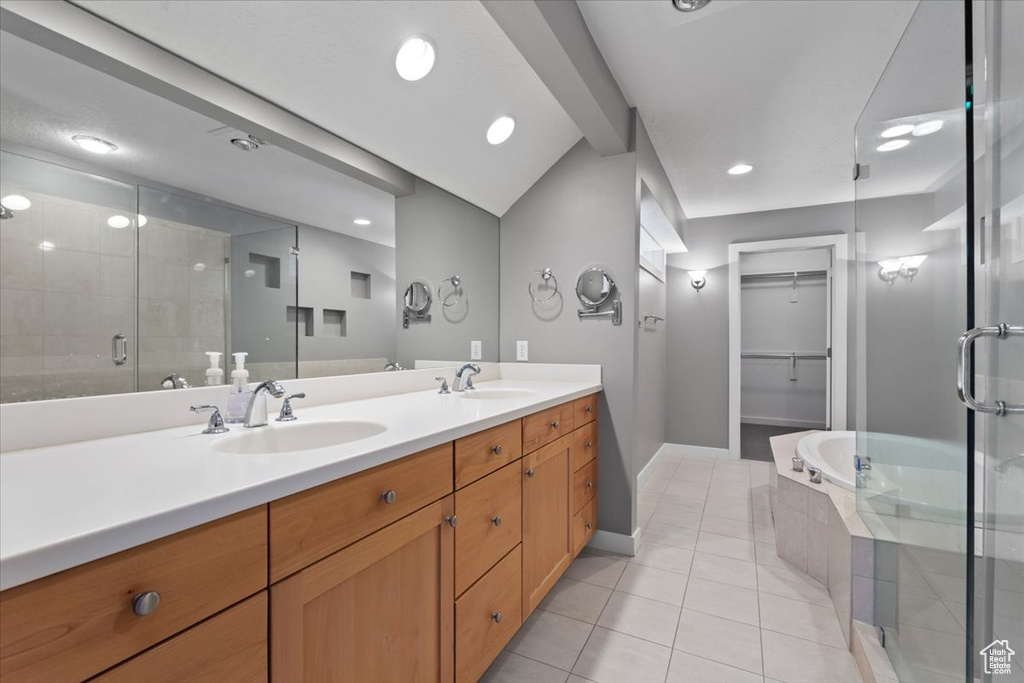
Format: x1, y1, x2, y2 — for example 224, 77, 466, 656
0, 377, 601, 590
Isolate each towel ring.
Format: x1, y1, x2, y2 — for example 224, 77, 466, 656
438, 275, 464, 307
528, 268, 559, 303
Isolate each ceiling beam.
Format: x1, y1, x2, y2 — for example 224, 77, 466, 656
0, 0, 416, 197
481, 0, 630, 157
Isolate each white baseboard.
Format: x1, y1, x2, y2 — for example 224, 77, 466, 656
637, 443, 669, 490
659, 442, 734, 461
587, 528, 640, 556
742, 416, 826, 429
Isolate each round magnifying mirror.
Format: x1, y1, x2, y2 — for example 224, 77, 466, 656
404, 281, 432, 313
576, 267, 615, 309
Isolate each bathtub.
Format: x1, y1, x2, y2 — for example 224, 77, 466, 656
796, 431, 988, 524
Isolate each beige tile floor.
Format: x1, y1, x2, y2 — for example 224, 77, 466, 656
481, 455, 862, 683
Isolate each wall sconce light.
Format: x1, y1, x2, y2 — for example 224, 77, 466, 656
878, 255, 927, 284
688, 270, 708, 291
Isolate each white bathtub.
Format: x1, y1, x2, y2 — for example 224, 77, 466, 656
796, 430, 986, 524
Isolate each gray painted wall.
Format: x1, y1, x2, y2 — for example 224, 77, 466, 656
499, 138, 638, 537
231, 227, 298, 367
666, 202, 854, 449
395, 178, 499, 368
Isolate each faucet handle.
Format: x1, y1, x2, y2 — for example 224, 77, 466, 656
190, 405, 229, 435
276, 393, 306, 422
435, 377, 451, 395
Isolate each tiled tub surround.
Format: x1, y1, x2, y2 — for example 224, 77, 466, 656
769, 431, 875, 646
481, 453, 863, 683
0, 362, 600, 590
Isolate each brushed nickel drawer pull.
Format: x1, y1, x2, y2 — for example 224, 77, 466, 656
446, 515, 459, 528
381, 490, 397, 504
585, 440, 593, 449
585, 481, 593, 489
526, 469, 535, 478
492, 516, 503, 527
585, 521, 593, 530
586, 405, 593, 414
132, 591, 161, 617
492, 444, 502, 455
550, 421, 560, 429
492, 611, 503, 623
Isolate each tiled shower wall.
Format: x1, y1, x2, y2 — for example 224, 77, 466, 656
0, 187, 229, 402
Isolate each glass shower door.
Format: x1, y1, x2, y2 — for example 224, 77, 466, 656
854, 1, 972, 681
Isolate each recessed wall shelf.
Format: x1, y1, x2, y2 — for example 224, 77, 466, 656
287, 306, 314, 337
249, 253, 281, 289
351, 272, 371, 299
323, 309, 347, 337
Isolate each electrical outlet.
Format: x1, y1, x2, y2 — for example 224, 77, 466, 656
516, 340, 529, 362
470, 340, 482, 361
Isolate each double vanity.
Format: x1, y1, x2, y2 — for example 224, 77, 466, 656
0, 366, 601, 683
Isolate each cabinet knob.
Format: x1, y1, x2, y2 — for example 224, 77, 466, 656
491, 444, 502, 455
550, 421, 560, 429
492, 516, 503, 527
446, 515, 459, 528
132, 591, 161, 617
585, 440, 593, 449
585, 481, 593, 489
526, 469, 535, 478
381, 490, 397, 505
585, 521, 593, 530
586, 405, 593, 414
492, 611, 503, 624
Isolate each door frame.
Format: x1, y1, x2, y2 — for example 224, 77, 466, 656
728, 234, 849, 460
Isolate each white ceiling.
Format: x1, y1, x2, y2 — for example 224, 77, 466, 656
578, 0, 919, 218
73, 0, 583, 217
0, 32, 397, 245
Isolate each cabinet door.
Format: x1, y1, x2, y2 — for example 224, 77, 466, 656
271, 497, 455, 683
522, 433, 573, 617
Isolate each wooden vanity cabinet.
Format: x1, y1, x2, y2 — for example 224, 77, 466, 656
521, 433, 574, 618
270, 497, 455, 683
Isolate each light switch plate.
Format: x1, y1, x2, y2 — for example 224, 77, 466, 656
470, 340, 482, 360
516, 340, 528, 362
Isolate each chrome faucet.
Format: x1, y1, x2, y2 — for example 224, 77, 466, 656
384, 361, 404, 371
452, 363, 480, 392
161, 373, 191, 389
244, 380, 286, 428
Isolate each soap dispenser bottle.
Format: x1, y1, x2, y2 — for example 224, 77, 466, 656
205, 351, 224, 386
225, 352, 251, 423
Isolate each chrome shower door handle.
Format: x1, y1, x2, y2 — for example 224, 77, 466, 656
111, 333, 128, 366
957, 324, 1024, 416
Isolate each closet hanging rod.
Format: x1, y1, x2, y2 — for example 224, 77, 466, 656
740, 269, 828, 280
741, 352, 828, 360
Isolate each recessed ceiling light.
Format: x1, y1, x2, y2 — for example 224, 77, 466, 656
672, 0, 712, 11
395, 36, 436, 81
486, 116, 516, 145
353, 218, 371, 226
39, 241, 55, 251
1, 195, 31, 211
231, 138, 259, 151
877, 139, 910, 152
880, 124, 914, 138
193, 263, 206, 272
107, 215, 131, 229
72, 135, 117, 154
137, 214, 148, 227
912, 120, 943, 136
727, 164, 753, 175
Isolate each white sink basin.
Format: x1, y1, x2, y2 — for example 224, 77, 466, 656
213, 420, 387, 454
457, 389, 538, 400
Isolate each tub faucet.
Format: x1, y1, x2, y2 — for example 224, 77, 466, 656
453, 363, 480, 392
244, 380, 286, 428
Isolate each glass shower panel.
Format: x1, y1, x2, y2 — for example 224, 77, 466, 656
854, 1, 971, 681
975, 1, 1024, 680
136, 186, 297, 390
0, 151, 137, 401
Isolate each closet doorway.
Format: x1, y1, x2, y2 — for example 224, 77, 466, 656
727, 235, 848, 460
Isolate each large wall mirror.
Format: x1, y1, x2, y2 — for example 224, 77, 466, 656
0, 28, 498, 403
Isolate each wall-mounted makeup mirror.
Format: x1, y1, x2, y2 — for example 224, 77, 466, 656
576, 267, 622, 325
403, 280, 433, 328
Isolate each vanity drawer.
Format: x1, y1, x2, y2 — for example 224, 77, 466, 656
454, 461, 522, 596
570, 420, 598, 472
522, 402, 575, 454
573, 498, 598, 556
269, 443, 453, 582
454, 419, 523, 489
0, 507, 267, 683
573, 394, 598, 426
455, 545, 522, 683
92, 591, 267, 683
573, 458, 598, 513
